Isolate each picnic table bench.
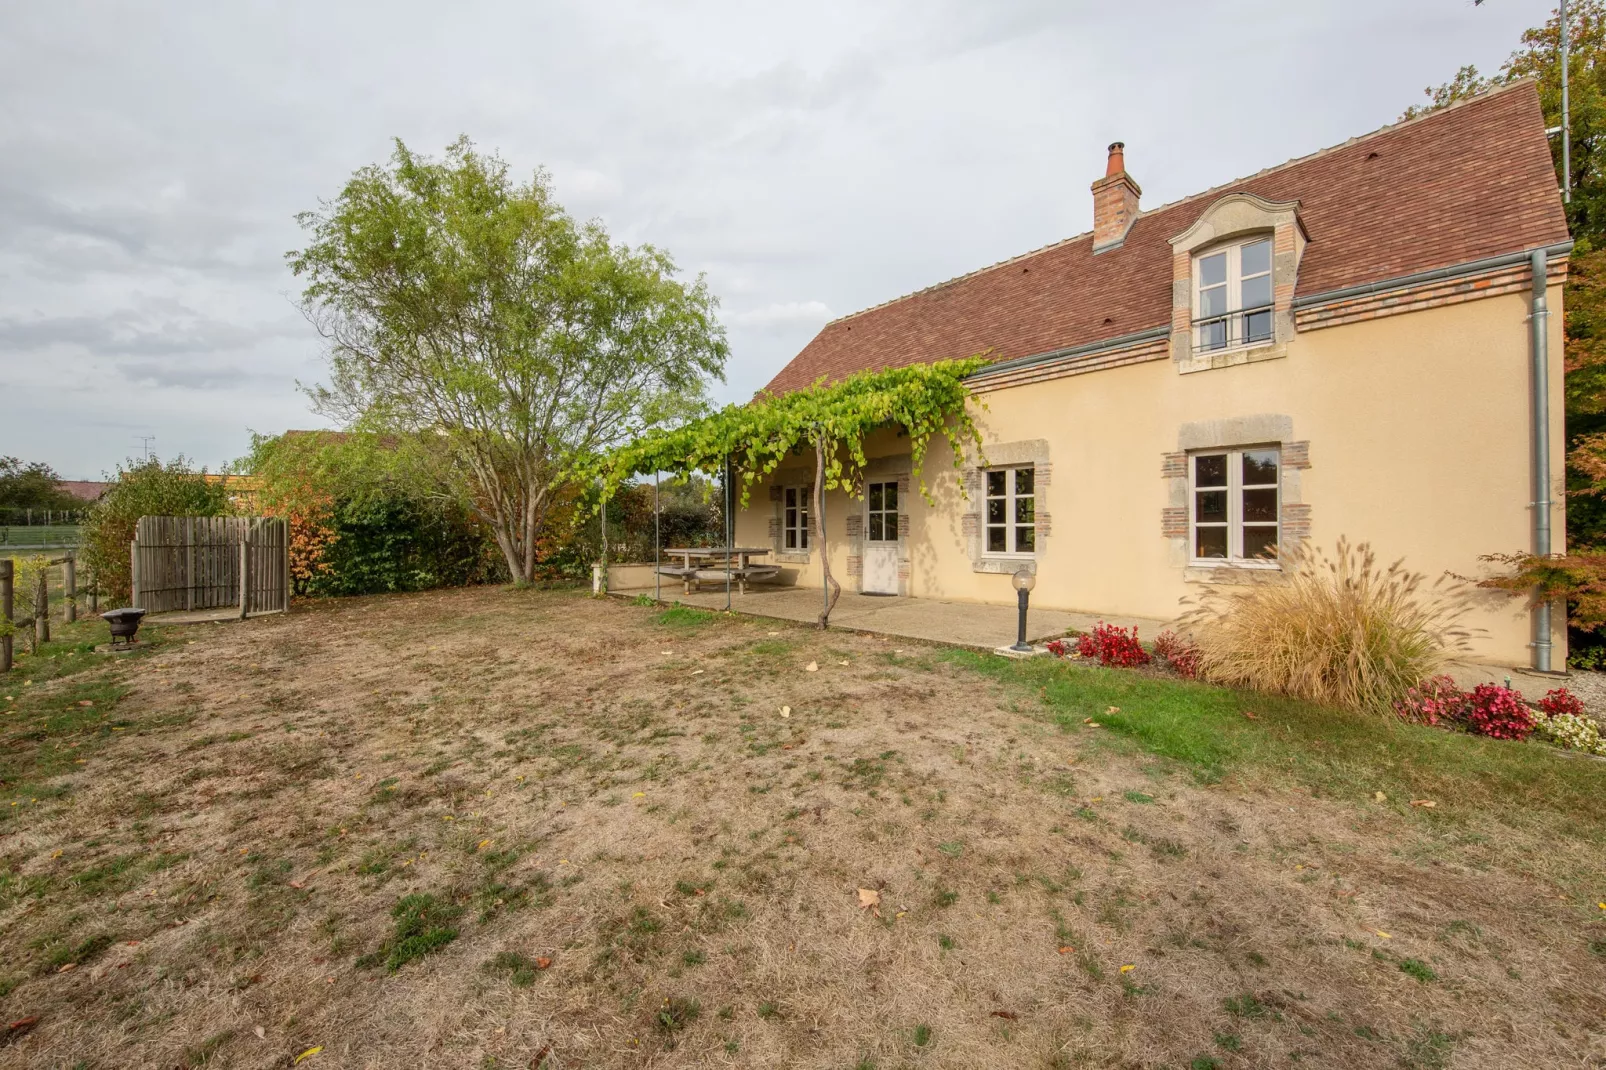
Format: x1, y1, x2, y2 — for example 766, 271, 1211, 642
658, 547, 780, 594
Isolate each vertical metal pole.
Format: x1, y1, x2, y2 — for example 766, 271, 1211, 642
654, 471, 661, 604
0, 559, 12, 674
724, 456, 733, 612
1562, 0, 1572, 203
600, 487, 608, 596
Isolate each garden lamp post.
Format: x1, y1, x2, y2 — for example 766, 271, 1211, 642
1010, 568, 1036, 653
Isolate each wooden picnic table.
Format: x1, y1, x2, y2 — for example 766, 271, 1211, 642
659, 547, 780, 594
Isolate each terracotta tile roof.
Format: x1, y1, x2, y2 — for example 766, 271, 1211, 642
57, 480, 109, 502
761, 80, 1569, 396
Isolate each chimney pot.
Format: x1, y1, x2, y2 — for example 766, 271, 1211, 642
1091, 141, 1141, 252
1106, 142, 1126, 178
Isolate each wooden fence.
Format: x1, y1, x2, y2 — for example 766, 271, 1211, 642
131, 516, 289, 616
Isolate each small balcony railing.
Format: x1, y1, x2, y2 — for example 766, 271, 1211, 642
1194, 304, 1273, 353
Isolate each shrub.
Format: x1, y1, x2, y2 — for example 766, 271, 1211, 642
1462, 684, 1536, 741
1045, 638, 1070, 658
1392, 675, 1469, 726
1153, 630, 1202, 679
1075, 622, 1151, 668
79, 456, 230, 606
1538, 687, 1587, 718
1179, 539, 1471, 715
1530, 688, 1606, 755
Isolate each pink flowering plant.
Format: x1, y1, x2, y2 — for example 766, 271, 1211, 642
1461, 683, 1536, 741
1152, 630, 1203, 680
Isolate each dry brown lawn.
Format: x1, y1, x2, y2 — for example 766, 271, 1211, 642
0, 586, 1603, 1069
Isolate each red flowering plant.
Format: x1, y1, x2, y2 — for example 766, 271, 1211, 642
1392, 675, 1470, 726
1462, 683, 1536, 741
1152, 630, 1202, 679
1537, 687, 1587, 718
1075, 622, 1151, 668
1045, 638, 1071, 658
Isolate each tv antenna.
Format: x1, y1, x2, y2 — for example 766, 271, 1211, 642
133, 435, 156, 461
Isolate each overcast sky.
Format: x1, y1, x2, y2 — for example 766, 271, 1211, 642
1, 0, 1545, 479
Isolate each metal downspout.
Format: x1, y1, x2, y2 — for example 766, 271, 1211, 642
1531, 248, 1554, 672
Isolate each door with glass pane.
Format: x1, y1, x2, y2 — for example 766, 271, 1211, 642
863, 480, 899, 594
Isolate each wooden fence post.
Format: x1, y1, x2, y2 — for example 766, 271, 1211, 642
130, 539, 139, 608
239, 532, 250, 621
1, 559, 12, 674
63, 553, 76, 624
35, 570, 49, 646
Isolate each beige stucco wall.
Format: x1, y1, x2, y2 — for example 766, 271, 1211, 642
735, 282, 1566, 668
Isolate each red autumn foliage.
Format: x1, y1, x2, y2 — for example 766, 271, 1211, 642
1075, 622, 1151, 668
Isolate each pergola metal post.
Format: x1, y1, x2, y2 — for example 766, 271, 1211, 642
724, 455, 733, 612
1563, 0, 1571, 203
654, 471, 661, 604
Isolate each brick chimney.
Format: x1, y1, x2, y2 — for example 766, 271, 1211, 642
1091, 141, 1141, 252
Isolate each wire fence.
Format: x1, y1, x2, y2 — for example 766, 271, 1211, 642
0, 508, 86, 549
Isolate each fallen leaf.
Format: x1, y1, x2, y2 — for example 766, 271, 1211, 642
536, 956, 553, 969
632, 791, 645, 798
1409, 799, 1437, 808
767, 631, 780, 636
1085, 722, 1101, 728
805, 661, 819, 672
780, 705, 791, 719
532, 1044, 552, 1068
77, 700, 93, 708
857, 888, 882, 916
57, 963, 76, 973
1120, 964, 1135, 973
289, 880, 306, 889
1242, 710, 1258, 721
477, 839, 492, 850
6, 1017, 38, 1037
991, 1010, 1019, 1020
1373, 791, 1387, 803
690, 669, 704, 676
1374, 930, 1391, 939
293, 1046, 323, 1064
253, 1025, 266, 1040
1106, 706, 1120, 715
1056, 946, 1075, 954
838, 660, 849, 666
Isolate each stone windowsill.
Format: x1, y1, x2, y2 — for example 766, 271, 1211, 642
1184, 563, 1286, 586
974, 556, 1037, 575
1177, 340, 1287, 375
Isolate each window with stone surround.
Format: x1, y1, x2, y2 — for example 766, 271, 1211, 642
984, 467, 1036, 556
782, 486, 811, 550
1194, 237, 1273, 353
1190, 448, 1279, 564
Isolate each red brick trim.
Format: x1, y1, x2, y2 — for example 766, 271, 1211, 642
1161, 507, 1187, 539
1161, 452, 1186, 478
1283, 503, 1312, 541
1296, 258, 1568, 332
1283, 441, 1310, 469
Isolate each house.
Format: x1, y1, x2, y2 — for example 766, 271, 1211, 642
57, 481, 110, 503
734, 81, 1570, 670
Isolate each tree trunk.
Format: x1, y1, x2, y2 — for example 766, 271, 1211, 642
814, 433, 840, 629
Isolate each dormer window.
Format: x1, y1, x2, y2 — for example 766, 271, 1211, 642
1194, 237, 1273, 353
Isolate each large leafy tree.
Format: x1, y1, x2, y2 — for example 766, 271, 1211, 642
289, 138, 728, 584
0, 457, 76, 510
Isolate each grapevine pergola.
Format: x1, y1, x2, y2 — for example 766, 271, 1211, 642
597, 357, 989, 626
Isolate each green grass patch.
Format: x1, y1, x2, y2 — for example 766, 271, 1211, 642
357, 892, 463, 972
655, 604, 715, 630
941, 651, 1606, 843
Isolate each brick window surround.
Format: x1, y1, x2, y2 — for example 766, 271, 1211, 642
1169, 193, 1307, 374
1161, 415, 1310, 584
961, 439, 1052, 574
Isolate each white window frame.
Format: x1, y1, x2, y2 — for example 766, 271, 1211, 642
865, 480, 899, 544
782, 485, 811, 551
1188, 447, 1280, 567
1193, 236, 1274, 354
982, 466, 1036, 558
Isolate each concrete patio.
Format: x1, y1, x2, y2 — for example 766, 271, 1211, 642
611, 580, 1169, 652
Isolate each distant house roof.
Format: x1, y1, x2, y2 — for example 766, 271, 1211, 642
57, 481, 110, 502
762, 80, 1569, 397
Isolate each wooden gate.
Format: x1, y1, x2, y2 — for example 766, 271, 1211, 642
131, 517, 289, 616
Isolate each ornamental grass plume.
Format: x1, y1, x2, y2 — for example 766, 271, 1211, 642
1178, 538, 1473, 715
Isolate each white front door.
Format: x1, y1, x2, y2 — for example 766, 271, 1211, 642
863, 480, 900, 595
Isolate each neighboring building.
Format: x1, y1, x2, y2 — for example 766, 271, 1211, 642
736, 81, 1569, 669
57, 481, 110, 503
